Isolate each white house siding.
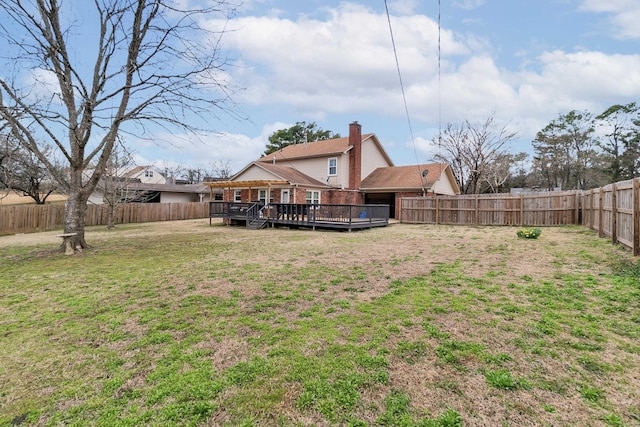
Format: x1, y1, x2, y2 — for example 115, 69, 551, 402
130, 168, 166, 184
361, 139, 393, 180
159, 192, 201, 203
88, 192, 105, 205
235, 166, 280, 181
336, 153, 350, 188
278, 155, 349, 186
432, 174, 457, 195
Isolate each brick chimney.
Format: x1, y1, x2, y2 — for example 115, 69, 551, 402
348, 121, 362, 189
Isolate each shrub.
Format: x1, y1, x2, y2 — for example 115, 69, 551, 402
516, 227, 542, 239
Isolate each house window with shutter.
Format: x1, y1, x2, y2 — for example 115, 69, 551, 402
328, 158, 337, 176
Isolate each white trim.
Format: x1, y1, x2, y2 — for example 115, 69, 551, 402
305, 190, 321, 204
327, 157, 338, 176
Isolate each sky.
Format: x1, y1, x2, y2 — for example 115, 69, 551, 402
5, 0, 640, 175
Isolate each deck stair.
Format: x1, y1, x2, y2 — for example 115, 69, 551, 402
246, 204, 269, 230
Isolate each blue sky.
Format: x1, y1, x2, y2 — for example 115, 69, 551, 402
5, 0, 640, 174
149, 0, 639, 174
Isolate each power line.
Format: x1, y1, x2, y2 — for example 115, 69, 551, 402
438, 0, 442, 153
384, 0, 427, 192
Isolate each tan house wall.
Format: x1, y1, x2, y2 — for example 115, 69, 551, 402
361, 138, 392, 180
432, 172, 458, 195
234, 167, 279, 181
160, 192, 204, 203
130, 168, 166, 184
267, 156, 351, 189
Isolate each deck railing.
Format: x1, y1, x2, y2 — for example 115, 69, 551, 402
209, 202, 389, 230
209, 201, 255, 218
268, 203, 388, 223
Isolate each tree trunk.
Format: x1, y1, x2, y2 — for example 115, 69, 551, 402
106, 204, 115, 229
63, 191, 90, 253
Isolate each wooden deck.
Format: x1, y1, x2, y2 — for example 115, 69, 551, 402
209, 202, 389, 231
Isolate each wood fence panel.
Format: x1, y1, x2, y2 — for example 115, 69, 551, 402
0, 202, 209, 235
401, 191, 579, 227
613, 181, 634, 250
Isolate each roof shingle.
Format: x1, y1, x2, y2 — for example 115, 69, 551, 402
360, 163, 449, 190
259, 134, 374, 162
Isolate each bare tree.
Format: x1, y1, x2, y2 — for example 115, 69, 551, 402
209, 159, 233, 179
0, 125, 60, 203
432, 115, 517, 194
99, 137, 137, 229
0, 134, 14, 203
481, 153, 520, 193
0, 0, 240, 251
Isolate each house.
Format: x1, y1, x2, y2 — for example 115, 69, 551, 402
361, 163, 460, 218
207, 121, 460, 218
123, 165, 166, 184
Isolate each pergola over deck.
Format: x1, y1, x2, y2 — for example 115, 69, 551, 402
204, 180, 289, 200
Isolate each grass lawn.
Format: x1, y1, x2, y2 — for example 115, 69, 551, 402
1, 219, 639, 426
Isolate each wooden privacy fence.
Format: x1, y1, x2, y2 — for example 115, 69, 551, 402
582, 179, 640, 256
400, 191, 581, 227
0, 202, 209, 235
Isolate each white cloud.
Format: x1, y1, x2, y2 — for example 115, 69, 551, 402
207, 3, 468, 120
387, 0, 419, 15
133, 122, 292, 174
579, 0, 640, 39
452, 0, 486, 11
198, 1, 640, 161
20, 68, 62, 103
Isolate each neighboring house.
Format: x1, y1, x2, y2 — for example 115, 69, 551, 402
208, 121, 460, 218
89, 181, 212, 205
123, 165, 166, 184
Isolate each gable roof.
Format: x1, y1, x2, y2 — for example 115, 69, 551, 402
258, 133, 392, 165
254, 163, 328, 187
209, 162, 328, 189
360, 163, 459, 193
98, 181, 209, 194
123, 165, 155, 177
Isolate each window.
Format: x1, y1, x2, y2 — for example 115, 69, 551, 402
306, 190, 320, 205
258, 190, 274, 204
328, 157, 337, 176
234, 190, 242, 202
281, 189, 290, 204
144, 170, 154, 178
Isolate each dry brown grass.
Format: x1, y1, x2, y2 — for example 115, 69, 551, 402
0, 192, 67, 206
1, 219, 639, 426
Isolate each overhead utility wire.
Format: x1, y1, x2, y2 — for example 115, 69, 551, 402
438, 0, 442, 151
384, 0, 427, 193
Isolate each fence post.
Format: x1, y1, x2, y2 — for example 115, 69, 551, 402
435, 195, 439, 225
575, 191, 580, 225
589, 188, 595, 230
474, 194, 479, 225
634, 179, 640, 256
598, 187, 604, 238
519, 194, 524, 226
611, 184, 617, 245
